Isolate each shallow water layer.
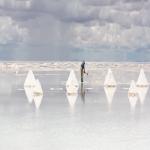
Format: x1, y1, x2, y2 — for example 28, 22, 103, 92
0, 67, 150, 150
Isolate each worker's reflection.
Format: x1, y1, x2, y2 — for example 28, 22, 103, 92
81, 83, 85, 103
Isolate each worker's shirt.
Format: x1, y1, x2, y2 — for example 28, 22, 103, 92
81, 63, 85, 70
81, 62, 85, 74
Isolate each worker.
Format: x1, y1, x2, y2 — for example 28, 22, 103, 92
81, 60, 87, 82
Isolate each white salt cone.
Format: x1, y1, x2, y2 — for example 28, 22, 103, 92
66, 70, 79, 94
104, 68, 116, 87
24, 70, 36, 103
24, 70, 36, 88
136, 68, 148, 87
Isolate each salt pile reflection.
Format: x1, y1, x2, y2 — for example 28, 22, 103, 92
66, 93, 78, 111
33, 79, 43, 109
104, 86, 116, 110
137, 87, 149, 105
128, 80, 138, 111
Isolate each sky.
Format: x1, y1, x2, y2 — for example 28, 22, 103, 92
0, 0, 150, 61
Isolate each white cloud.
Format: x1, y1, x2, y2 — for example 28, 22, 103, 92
0, 16, 28, 45
0, 0, 32, 9
0, 0, 4, 6
72, 22, 150, 50
0, 0, 150, 60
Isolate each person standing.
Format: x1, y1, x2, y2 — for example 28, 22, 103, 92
81, 61, 87, 83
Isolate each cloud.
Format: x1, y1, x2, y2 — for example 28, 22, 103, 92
82, 0, 118, 6
0, 0, 150, 60
71, 23, 150, 50
0, 16, 28, 45
0, 0, 32, 9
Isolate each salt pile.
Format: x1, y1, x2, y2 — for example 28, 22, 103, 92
66, 70, 79, 94
104, 68, 117, 87
24, 70, 36, 88
136, 68, 149, 87
24, 70, 36, 103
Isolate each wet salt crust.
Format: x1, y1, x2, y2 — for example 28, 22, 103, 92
0, 62, 150, 150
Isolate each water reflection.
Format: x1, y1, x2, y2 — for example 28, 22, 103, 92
66, 93, 78, 111
0, 76, 12, 95
80, 83, 85, 103
13, 63, 19, 75
33, 93, 43, 109
128, 80, 138, 112
33, 79, 43, 109
128, 95, 138, 112
104, 86, 116, 110
137, 87, 149, 105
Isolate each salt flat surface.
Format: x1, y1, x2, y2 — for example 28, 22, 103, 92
0, 61, 150, 72
0, 63, 150, 150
